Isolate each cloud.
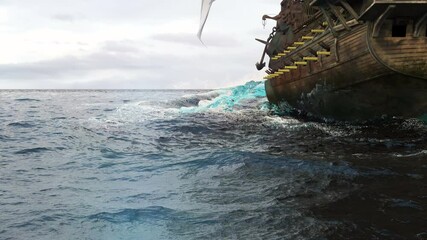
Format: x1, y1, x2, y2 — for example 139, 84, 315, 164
0, 0, 278, 89
0, 50, 159, 80
101, 40, 141, 53
151, 33, 239, 48
0, 39, 264, 89
51, 14, 77, 22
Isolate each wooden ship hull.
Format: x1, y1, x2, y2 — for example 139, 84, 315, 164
260, 0, 427, 120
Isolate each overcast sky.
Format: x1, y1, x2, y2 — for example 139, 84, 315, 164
0, 0, 280, 89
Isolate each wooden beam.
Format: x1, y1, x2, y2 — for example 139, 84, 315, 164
333, 19, 359, 32
372, 5, 395, 38
414, 13, 427, 37
284, 59, 293, 65
327, 0, 350, 30
318, 41, 330, 51
338, 0, 359, 20
308, 48, 318, 56
333, 38, 340, 62
320, 6, 338, 36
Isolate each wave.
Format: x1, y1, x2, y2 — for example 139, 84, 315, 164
14, 98, 41, 102
88, 206, 178, 224
7, 122, 35, 128
179, 81, 267, 113
0, 134, 11, 141
14, 147, 51, 155
167, 91, 222, 108
394, 150, 427, 158
420, 114, 427, 125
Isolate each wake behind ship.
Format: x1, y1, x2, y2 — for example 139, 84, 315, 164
258, 0, 427, 120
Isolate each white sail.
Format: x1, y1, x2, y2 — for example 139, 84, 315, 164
197, 0, 215, 41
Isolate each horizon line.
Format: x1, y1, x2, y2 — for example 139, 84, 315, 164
0, 88, 215, 91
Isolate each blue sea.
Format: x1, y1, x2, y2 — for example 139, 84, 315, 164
1, 82, 426, 240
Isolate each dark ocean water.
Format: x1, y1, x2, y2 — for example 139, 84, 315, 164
1, 82, 426, 240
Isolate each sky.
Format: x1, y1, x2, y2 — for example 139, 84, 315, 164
0, 0, 280, 89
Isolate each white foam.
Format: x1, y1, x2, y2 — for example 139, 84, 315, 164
394, 150, 427, 158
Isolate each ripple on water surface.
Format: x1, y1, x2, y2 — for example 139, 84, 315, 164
7, 122, 36, 128
14, 98, 41, 102
0, 86, 426, 239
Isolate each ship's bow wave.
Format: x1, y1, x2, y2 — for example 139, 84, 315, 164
179, 81, 268, 113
